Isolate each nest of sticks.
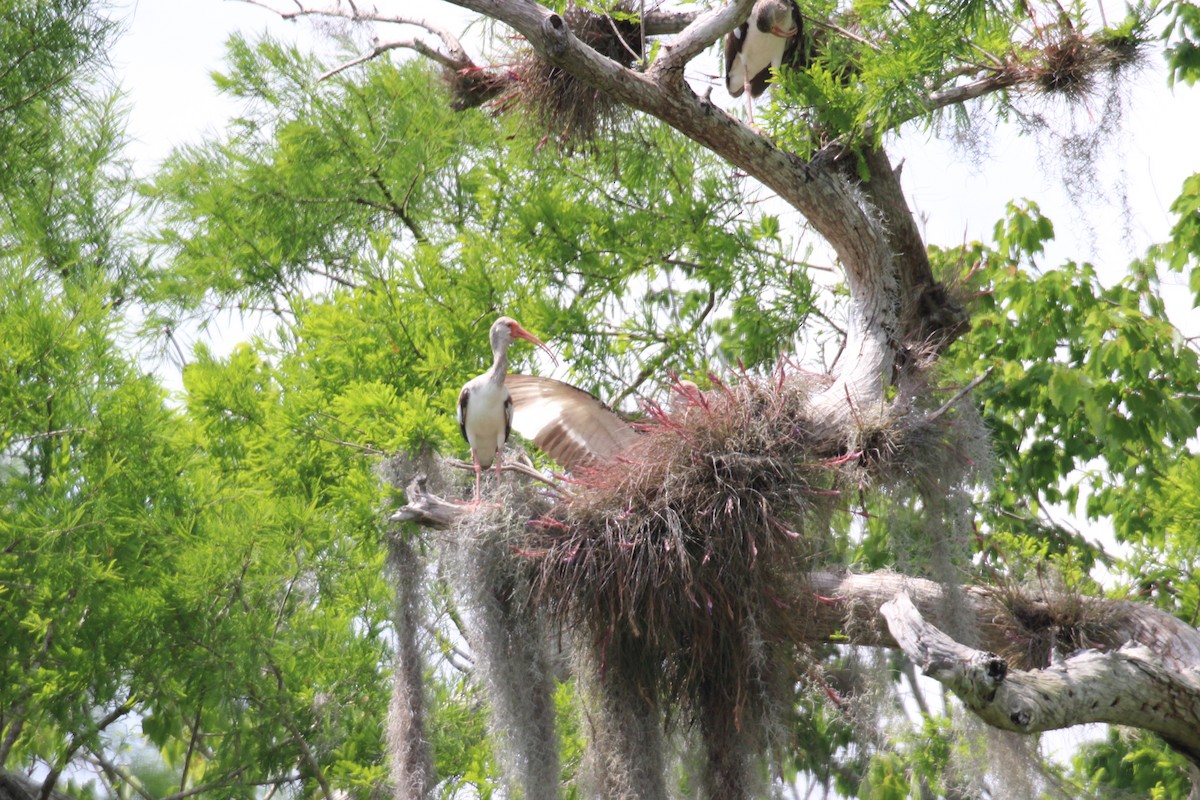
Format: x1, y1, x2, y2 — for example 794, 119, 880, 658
520, 364, 986, 722
518, 3, 645, 144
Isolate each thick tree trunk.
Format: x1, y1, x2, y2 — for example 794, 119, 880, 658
270, 0, 1198, 783
446, 0, 899, 416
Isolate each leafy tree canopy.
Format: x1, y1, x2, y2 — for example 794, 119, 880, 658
1, 0, 1198, 797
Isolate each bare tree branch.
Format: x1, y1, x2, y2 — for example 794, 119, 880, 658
388, 473, 468, 529
882, 591, 1200, 765
646, 0, 754, 77
925, 70, 1023, 113
319, 39, 436, 81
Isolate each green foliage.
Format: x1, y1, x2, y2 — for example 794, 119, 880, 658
785, 667, 866, 796
1121, 454, 1200, 623
142, 37, 491, 314
0, 0, 168, 778
856, 715, 966, 799
1070, 729, 1194, 798
144, 39, 816, 408
1153, 172, 1200, 304
5, 0, 1199, 795
428, 674, 498, 798
1163, 0, 1200, 85
0, 0, 114, 194
936, 200, 1200, 562
0, 261, 185, 765
0, 8, 395, 795
763, 0, 1165, 160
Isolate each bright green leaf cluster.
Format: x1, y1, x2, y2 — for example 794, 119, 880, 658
937, 200, 1200, 581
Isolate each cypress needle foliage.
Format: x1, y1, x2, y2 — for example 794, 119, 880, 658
19, 2, 1190, 794
764, 0, 1155, 160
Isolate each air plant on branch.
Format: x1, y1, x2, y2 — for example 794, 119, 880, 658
520, 363, 988, 750
518, 3, 646, 145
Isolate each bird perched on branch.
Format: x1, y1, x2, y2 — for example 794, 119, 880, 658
725, 0, 806, 120
458, 317, 556, 503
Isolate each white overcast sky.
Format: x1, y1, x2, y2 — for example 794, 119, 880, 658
109, 0, 1199, 347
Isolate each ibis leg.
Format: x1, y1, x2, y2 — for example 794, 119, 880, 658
472, 449, 483, 504
741, 54, 755, 125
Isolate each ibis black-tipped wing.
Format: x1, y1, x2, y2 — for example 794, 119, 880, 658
781, 4, 808, 73
456, 385, 470, 444
506, 374, 638, 470
725, 22, 752, 97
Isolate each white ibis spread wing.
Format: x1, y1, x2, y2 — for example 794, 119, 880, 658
725, 0, 806, 99
506, 374, 638, 470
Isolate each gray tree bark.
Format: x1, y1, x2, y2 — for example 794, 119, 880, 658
881, 591, 1200, 766
393, 469, 1200, 766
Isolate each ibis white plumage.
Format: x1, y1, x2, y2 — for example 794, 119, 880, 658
458, 317, 555, 502
725, 0, 805, 115
506, 374, 639, 471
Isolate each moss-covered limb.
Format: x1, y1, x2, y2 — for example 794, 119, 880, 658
384, 533, 435, 800
880, 592, 1200, 768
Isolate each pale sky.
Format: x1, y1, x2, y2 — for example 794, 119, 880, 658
109, 0, 1199, 359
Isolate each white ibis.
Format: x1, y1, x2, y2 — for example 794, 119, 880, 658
506, 374, 639, 470
458, 317, 555, 503
725, 0, 805, 121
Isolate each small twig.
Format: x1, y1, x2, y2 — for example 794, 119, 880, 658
603, 11, 644, 65
970, 41, 1008, 69
318, 40, 425, 81
610, 287, 719, 407
925, 366, 993, 422
501, 460, 568, 491
306, 264, 358, 289
423, 621, 475, 670
239, 0, 477, 77
9, 427, 90, 443
804, 17, 883, 51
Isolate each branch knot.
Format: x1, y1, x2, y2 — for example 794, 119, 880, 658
543, 14, 569, 57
